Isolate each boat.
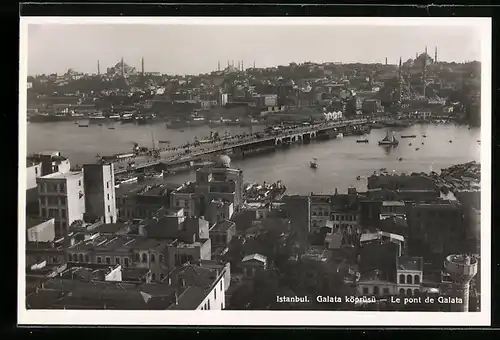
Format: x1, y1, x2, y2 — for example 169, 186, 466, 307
409, 143, 412, 146
356, 138, 369, 143
159, 140, 171, 144
356, 175, 361, 180
336, 133, 344, 139
421, 142, 424, 145
29, 113, 79, 122
415, 148, 420, 151
422, 134, 427, 138
398, 157, 403, 161
108, 126, 115, 130
378, 131, 399, 146
449, 140, 453, 143
310, 158, 318, 169
401, 135, 416, 138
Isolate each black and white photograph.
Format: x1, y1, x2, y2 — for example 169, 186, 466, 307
18, 17, 491, 326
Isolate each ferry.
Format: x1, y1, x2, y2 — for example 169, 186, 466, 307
120, 113, 135, 124
401, 135, 416, 138
378, 131, 399, 146
356, 135, 369, 143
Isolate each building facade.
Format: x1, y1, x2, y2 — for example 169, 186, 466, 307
37, 171, 86, 240
83, 163, 117, 224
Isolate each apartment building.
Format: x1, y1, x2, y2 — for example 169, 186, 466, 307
37, 171, 85, 240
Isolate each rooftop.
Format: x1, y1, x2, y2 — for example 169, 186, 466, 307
26, 217, 53, 230
242, 253, 267, 264
92, 223, 128, 234
210, 220, 236, 233
169, 286, 207, 310
39, 171, 82, 180
397, 256, 424, 272
382, 201, 406, 207
360, 231, 404, 244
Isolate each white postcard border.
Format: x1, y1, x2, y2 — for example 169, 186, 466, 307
18, 16, 491, 326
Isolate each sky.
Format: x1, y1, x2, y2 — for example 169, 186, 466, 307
26, 22, 483, 76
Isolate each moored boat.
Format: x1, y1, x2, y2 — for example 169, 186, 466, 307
401, 135, 416, 138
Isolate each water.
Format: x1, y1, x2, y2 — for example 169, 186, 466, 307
27, 122, 480, 195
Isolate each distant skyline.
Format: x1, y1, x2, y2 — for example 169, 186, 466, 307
27, 22, 483, 76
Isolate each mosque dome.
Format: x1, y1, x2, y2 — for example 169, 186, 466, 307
214, 154, 231, 168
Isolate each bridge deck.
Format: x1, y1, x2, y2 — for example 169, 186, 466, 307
113, 118, 372, 175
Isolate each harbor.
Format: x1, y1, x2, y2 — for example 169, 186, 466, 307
28, 119, 480, 195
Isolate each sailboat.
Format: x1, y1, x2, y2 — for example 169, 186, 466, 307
310, 158, 318, 169
378, 130, 399, 146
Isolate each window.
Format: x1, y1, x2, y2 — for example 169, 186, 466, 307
78, 180, 81, 186
108, 205, 111, 213
41, 208, 47, 217
142, 253, 148, 263
60, 209, 66, 218
220, 281, 223, 291
214, 289, 217, 300
221, 303, 223, 310
152, 273, 156, 281
407, 274, 413, 284
106, 257, 111, 264
151, 254, 156, 263
383, 288, 390, 295
160, 273, 165, 281
414, 275, 420, 284
106, 181, 109, 189
362, 287, 369, 294
97, 256, 102, 264
159, 254, 164, 263
35, 167, 38, 175
124, 257, 129, 267
207, 300, 210, 310
406, 289, 412, 296
399, 288, 405, 295
373, 286, 379, 295
59, 183, 65, 192
107, 193, 110, 200
399, 274, 406, 284
115, 257, 120, 265
135, 253, 140, 262
85, 255, 89, 263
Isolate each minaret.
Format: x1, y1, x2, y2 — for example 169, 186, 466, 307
121, 57, 124, 77
415, 52, 418, 60
97, 60, 100, 75
242, 60, 244, 71
141, 57, 144, 75
398, 57, 403, 102
227, 60, 229, 67
435, 46, 438, 63
422, 52, 427, 98
237, 61, 240, 70
218, 60, 220, 72
253, 60, 256, 69
385, 57, 387, 65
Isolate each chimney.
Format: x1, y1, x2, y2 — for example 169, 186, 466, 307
97, 60, 100, 75
335, 188, 338, 195
435, 46, 438, 63
218, 60, 220, 72
385, 57, 387, 65
141, 57, 144, 75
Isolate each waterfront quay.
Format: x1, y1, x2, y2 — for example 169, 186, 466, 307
110, 117, 378, 175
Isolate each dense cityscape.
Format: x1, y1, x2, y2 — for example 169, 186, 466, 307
25, 45, 481, 312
